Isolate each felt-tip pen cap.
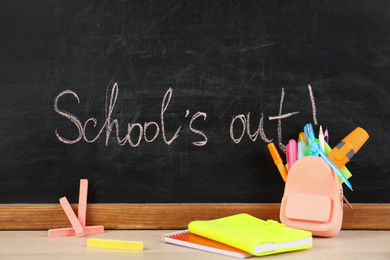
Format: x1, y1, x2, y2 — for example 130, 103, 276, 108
298, 132, 306, 144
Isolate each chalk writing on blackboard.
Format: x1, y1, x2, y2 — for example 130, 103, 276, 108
54, 83, 317, 150
54, 83, 208, 147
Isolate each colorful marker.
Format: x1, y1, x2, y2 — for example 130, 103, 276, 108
304, 127, 310, 145
297, 140, 306, 159
267, 143, 288, 182
303, 126, 312, 155
327, 127, 369, 170
298, 132, 306, 144
324, 141, 352, 184
287, 139, 298, 169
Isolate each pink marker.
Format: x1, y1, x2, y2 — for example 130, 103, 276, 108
287, 139, 298, 170
286, 143, 290, 170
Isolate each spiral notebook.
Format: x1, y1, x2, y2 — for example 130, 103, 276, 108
162, 230, 252, 258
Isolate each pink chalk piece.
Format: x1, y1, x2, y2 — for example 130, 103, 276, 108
59, 197, 85, 237
48, 225, 104, 238
49, 180, 105, 238
78, 179, 88, 227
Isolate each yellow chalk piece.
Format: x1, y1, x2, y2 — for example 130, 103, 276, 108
87, 238, 143, 251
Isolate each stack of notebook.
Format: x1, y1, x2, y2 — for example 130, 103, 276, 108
162, 213, 312, 258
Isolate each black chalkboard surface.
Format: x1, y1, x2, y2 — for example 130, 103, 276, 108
0, 0, 389, 204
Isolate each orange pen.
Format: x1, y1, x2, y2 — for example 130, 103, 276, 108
267, 143, 288, 182
327, 127, 369, 169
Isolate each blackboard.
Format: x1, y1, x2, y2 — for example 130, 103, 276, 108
0, 0, 389, 204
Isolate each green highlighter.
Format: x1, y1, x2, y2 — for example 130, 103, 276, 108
324, 141, 352, 183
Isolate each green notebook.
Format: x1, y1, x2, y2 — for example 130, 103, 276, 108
188, 213, 312, 256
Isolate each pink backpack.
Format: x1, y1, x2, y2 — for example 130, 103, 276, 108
280, 156, 343, 237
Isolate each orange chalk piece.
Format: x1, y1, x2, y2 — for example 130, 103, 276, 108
78, 179, 88, 227
87, 238, 143, 251
59, 197, 85, 237
267, 142, 288, 182
327, 127, 369, 169
49, 225, 104, 238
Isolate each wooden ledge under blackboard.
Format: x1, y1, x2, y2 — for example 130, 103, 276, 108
0, 203, 389, 230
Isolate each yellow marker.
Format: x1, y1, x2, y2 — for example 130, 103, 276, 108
87, 238, 143, 251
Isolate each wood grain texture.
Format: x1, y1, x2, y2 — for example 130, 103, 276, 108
0, 203, 388, 230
